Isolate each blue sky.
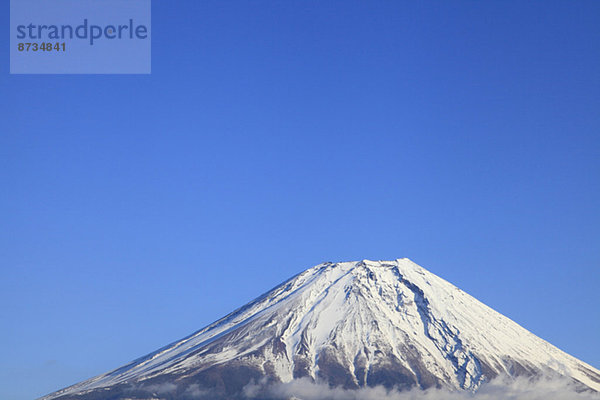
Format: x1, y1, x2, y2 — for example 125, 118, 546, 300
1, 1, 599, 399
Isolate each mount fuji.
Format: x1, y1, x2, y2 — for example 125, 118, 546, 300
41, 259, 600, 399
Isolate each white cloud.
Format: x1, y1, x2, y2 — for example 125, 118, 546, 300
127, 375, 599, 400
184, 383, 210, 399
242, 375, 600, 400
141, 382, 178, 395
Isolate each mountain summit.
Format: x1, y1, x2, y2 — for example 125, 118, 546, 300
42, 259, 600, 399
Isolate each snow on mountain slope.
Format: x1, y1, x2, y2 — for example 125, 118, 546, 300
41, 259, 600, 399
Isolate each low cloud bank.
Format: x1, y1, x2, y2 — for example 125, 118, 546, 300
243, 376, 600, 400
128, 375, 599, 400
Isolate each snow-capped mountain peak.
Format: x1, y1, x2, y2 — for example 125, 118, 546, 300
41, 259, 600, 400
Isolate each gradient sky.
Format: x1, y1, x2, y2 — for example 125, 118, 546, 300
1, 1, 599, 399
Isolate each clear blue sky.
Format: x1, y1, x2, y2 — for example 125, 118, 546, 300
1, 1, 599, 399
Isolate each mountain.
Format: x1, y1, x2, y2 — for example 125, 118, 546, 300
41, 259, 600, 399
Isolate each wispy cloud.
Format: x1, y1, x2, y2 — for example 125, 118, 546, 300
125, 375, 599, 400
243, 375, 600, 400
143, 383, 178, 395
183, 383, 210, 399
